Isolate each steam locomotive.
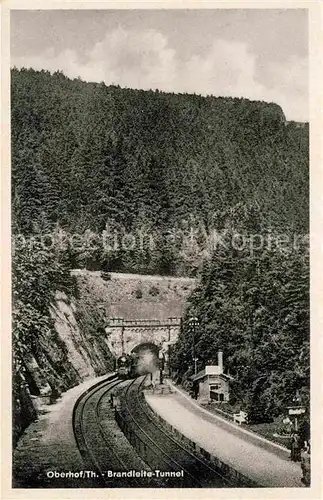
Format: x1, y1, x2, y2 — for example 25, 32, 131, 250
115, 348, 161, 379
115, 352, 139, 379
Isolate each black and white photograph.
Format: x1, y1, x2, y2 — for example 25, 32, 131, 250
3, 1, 320, 496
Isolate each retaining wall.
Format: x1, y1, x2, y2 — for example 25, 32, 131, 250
143, 391, 260, 487
116, 389, 259, 487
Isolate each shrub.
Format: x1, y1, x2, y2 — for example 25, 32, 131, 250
149, 285, 160, 296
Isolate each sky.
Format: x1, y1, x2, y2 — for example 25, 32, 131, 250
10, 9, 309, 121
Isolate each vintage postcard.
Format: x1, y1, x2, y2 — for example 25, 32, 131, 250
1, 1, 322, 499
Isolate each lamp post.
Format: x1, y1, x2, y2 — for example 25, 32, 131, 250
158, 349, 165, 385
193, 357, 199, 376
121, 325, 125, 353
189, 316, 199, 375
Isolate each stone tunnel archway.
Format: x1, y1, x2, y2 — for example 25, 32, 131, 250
105, 317, 182, 358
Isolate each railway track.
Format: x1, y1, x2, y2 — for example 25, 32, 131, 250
73, 373, 247, 488
119, 376, 234, 488
72, 374, 158, 487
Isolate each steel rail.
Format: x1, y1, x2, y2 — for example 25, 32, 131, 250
120, 377, 200, 487
121, 376, 232, 487
72, 375, 127, 486
135, 377, 235, 485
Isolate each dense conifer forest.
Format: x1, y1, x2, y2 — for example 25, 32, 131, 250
12, 68, 308, 274
171, 207, 309, 421
12, 67, 309, 424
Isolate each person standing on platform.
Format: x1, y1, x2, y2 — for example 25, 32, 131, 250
301, 442, 310, 486
291, 432, 301, 461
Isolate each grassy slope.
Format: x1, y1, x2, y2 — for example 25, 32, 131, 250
72, 270, 196, 320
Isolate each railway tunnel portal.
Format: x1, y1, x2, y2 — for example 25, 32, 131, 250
105, 317, 182, 367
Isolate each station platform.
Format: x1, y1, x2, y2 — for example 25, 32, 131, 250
145, 381, 303, 488
13, 373, 115, 488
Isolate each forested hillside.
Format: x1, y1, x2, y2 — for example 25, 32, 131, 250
12, 68, 308, 276
12, 67, 309, 430
170, 205, 309, 423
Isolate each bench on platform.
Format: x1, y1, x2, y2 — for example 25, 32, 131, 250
233, 410, 248, 425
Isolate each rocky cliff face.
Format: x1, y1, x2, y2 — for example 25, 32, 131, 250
50, 290, 113, 379
13, 278, 114, 447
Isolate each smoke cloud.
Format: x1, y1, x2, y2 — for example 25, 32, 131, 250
134, 348, 159, 376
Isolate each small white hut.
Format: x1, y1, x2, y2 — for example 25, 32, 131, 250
191, 351, 233, 404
